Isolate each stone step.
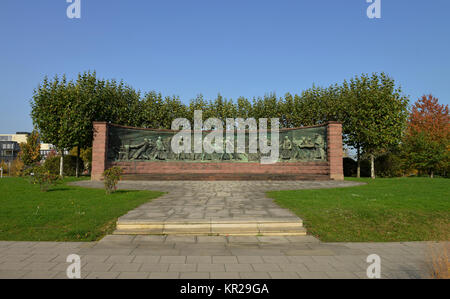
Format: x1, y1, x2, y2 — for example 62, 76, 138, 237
113, 228, 307, 236
114, 220, 306, 236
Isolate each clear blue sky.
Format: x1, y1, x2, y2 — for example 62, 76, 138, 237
1, 0, 449, 133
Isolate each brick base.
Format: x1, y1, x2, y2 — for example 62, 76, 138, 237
109, 161, 330, 181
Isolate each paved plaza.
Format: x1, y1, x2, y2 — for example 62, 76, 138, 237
0, 235, 441, 279
73, 180, 365, 223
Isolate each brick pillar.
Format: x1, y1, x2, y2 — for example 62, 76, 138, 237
327, 122, 344, 180
91, 122, 108, 181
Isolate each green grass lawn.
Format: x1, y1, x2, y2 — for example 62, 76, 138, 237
0, 177, 163, 242
268, 178, 450, 242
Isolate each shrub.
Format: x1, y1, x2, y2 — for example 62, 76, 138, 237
43, 156, 60, 174
343, 157, 371, 177
0, 160, 8, 176
81, 147, 92, 174
343, 157, 357, 177
28, 165, 61, 192
44, 149, 58, 161
69, 147, 92, 174
44, 155, 84, 176
374, 151, 406, 178
9, 158, 25, 177
103, 166, 123, 194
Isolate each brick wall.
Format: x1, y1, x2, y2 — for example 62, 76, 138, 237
91, 122, 108, 181
327, 122, 344, 180
108, 161, 330, 181
91, 122, 344, 181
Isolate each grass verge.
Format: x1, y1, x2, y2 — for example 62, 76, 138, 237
268, 178, 449, 242
0, 177, 163, 241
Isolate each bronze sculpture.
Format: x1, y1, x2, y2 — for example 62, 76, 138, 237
108, 126, 327, 163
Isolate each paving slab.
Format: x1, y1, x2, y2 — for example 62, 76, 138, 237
139, 263, 169, 272
110, 263, 142, 272
168, 264, 197, 272
71, 180, 364, 236
240, 272, 270, 279
86, 272, 120, 279
180, 272, 210, 279
149, 272, 179, 279
269, 271, 300, 279
117, 272, 149, 279
0, 239, 444, 279
210, 272, 240, 279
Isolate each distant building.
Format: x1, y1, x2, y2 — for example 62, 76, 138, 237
0, 132, 30, 163
0, 132, 61, 163
40, 143, 57, 159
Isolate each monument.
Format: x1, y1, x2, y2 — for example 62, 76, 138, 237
91, 122, 343, 181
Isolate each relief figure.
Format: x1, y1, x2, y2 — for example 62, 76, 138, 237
130, 138, 152, 160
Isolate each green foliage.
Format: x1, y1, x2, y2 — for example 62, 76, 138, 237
340, 73, 409, 178
290, 85, 342, 127
31, 71, 142, 155
103, 166, 123, 194
44, 155, 84, 176
373, 148, 408, 178
42, 156, 60, 175
31, 75, 71, 152
27, 165, 61, 192
402, 132, 449, 177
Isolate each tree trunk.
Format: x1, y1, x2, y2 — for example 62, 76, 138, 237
75, 146, 80, 178
356, 147, 361, 178
370, 154, 375, 179
59, 150, 64, 177
430, 170, 434, 179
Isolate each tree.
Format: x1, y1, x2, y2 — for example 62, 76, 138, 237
408, 95, 449, 141
250, 93, 284, 128
140, 92, 188, 129
403, 95, 449, 178
31, 71, 141, 177
19, 130, 41, 167
236, 96, 253, 120
160, 96, 188, 129
62, 73, 142, 176
140, 91, 165, 129
30, 75, 71, 176
293, 85, 341, 127
403, 132, 448, 178
187, 94, 209, 124
340, 73, 409, 179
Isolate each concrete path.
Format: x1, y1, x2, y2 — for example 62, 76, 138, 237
72, 180, 364, 235
0, 236, 444, 279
